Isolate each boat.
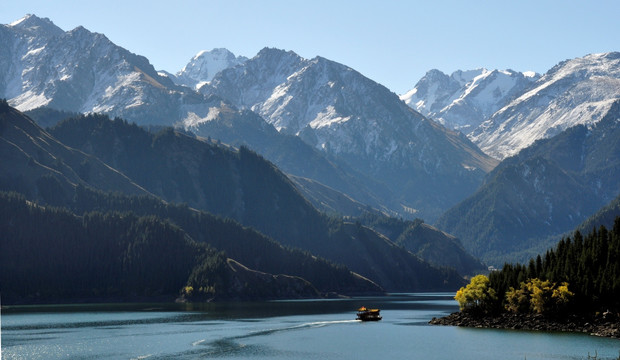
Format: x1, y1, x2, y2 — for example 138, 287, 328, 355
356, 306, 382, 321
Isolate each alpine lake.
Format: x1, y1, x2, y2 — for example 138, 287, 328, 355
2, 293, 619, 359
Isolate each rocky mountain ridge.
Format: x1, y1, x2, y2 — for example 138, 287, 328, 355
400, 68, 539, 133
402, 53, 620, 160
471, 52, 620, 159
1, 14, 220, 125
1, 15, 497, 221
198, 47, 498, 220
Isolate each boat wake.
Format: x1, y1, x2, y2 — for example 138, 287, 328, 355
223, 319, 358, 341
188, 319, 359, 357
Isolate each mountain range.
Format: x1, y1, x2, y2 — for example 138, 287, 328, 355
0, 15, 497, 221
402, 53, 620, 160
400, 68, 539, 133
1, 13, 620, 286
195, 47, 497, 220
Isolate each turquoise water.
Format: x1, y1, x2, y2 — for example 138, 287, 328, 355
2, 293, 619, 359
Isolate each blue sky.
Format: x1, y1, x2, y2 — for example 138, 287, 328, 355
2, 0, 619, 94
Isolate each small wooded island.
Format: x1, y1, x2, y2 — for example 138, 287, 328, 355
431, 217, 620, 339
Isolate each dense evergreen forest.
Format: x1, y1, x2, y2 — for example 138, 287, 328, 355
0, 191, 228, 303
67, 185, 379, 295
455, 217, 620, 316
0, 189, 384, 304
356, 212, 484, 275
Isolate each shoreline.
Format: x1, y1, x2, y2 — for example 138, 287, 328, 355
429, 311, 620, 339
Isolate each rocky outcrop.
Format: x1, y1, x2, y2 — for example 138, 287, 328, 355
430, 311, 620, 339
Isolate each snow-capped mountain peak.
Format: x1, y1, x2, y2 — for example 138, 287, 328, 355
174, 48, 247, 89
400, 68, 539, 132
1, 15, 223, 126
195, 48, 497, 220
7, 14, 64, 38
471, 52, 620, 159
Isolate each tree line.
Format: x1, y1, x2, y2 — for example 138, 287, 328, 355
455, 217, 620, 316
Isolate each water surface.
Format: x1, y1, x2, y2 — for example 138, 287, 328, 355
2, 293, 619, 359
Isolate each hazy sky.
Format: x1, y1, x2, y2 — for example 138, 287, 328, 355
2, 0, 619, 94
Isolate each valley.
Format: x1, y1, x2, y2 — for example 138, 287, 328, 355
1, 14, 619, 303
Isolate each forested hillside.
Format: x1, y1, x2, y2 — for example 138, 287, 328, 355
0, 103, 465, 302
46, 112, 464, 291
356, 212, 485, 275
437, 100, 620, 264
0, 190, 381, 303
68, 185, 380, 295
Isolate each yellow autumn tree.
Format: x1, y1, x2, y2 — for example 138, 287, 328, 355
505, 278, 574, 314
527, 278, 555, 314
455, 274, 497, 313
505, 283, 530, 313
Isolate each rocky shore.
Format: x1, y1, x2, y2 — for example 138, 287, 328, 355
430, 311, 620, 339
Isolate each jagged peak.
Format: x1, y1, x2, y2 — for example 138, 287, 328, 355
192, 48, 235, 60
9, 14, 51, 27
424, 69, 449, 78
7, 14, 64, 37
67, 25, 102, 38
255, 47, 303, 62
450, 68, 487, 86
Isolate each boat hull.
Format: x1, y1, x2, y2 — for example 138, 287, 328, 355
356, 308, 382, 321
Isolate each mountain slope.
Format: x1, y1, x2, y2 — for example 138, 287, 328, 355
436, 100, 620, 264
183, 105, 396, 216
199, 47, 498, 220
356, 213, 485, 275
400, 68, 539, 132
0, 104, 384, 298
67, 185, 381, 296
48, 112, 464, 291
0, 100, 149, 205
470, 52, 620, 159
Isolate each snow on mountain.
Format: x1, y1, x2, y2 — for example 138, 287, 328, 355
400, 68, 539, 132
203, 48, 494, 167
198, 47, 498, 220
0, 15, 220, 125
7, 14, 64, 39
470, 52, 620, 159
173, 48, 247, 89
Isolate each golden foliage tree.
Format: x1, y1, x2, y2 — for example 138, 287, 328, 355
505, 278, 574, 314
455, 274, 497, 313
